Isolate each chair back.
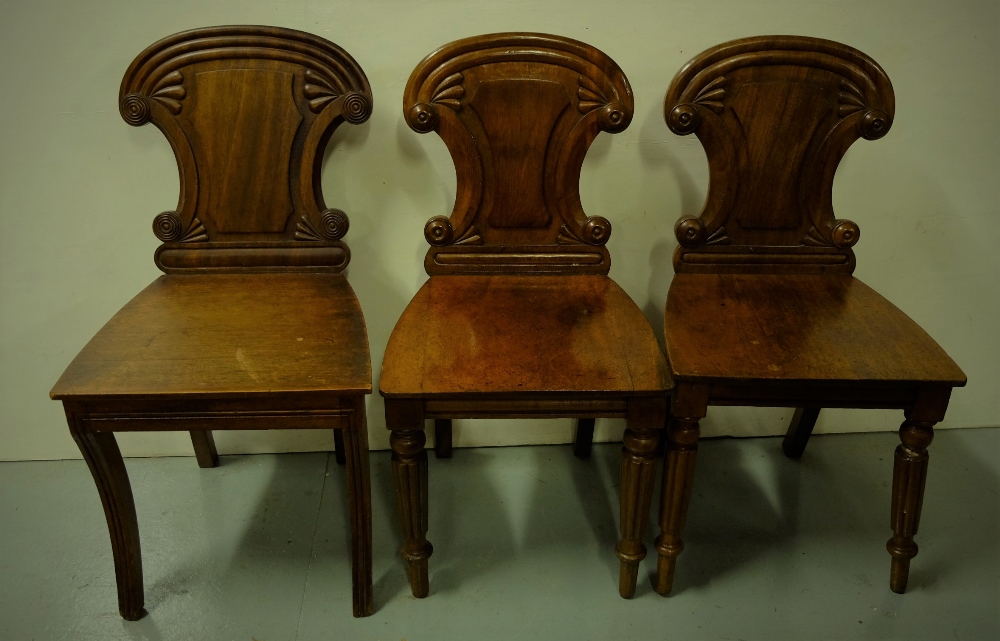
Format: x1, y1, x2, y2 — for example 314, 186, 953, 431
404, 33, 633, 275
664, 36, 894, 274
120, 26, 372, 273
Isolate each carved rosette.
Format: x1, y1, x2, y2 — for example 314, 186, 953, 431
152, 211, 182, 241
341, 91, 372, 124
120, 94, 151, 126
831, 219, 860, 247
674, 217, 705, 247
319, 209, 350, 240
424, 216, 453, 246
152, 212, 208, 243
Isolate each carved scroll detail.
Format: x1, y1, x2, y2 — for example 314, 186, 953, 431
320, 209, 350, 240
152, 211, 182, 241
121, 94, 151, 126
666, 77, 726, 136
407, 73, 465, 134
341, 92, 372, 124
424, 216, 453, 246
577, 75, 628, 133
557, 217, 612, 246
153, 212, 207, 243
831, 219, 860, 247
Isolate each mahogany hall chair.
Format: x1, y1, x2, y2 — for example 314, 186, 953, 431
652, 36, 967, 596
379, 33, 672, 599
49, 26, 376, 618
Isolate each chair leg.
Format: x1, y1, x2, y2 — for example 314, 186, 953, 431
886, 416, 935, 594
782, 407, 821, 459
616, 398, 666, 598
434, 419, 453, 459
189, 430, 219, 468
390, 429, 432, 598
341, 401, 374, 616
67, 412, 145, 620
333, 429, 347, 466
616, 427, 660, 598
573, 418, 595, 458
654, 384, 707, 596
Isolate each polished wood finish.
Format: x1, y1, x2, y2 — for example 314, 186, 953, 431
383, 33, 671, 600
655, 36, 966, 597
50, 26, 375, 619
381, 276, 669, 397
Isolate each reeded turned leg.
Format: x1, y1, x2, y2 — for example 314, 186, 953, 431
333, 429, 347, 465
434, 419, 453, 459
782, 407, 820, 459
574, 418, 596, 458
654, 385, 707, 596
342, 401, 373, 616
616, 398, 666, 598
886, 416, 934, 593
390, 429, 432, 597
67, 410, 145, 620
189, 430, 219, 468
616, 427, 660, 597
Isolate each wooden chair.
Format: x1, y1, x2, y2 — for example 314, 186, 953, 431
49, 26, 376, 619
380, 33, 672, 600
652, 36, 967, 596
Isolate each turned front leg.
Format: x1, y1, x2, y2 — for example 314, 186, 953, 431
887, 417, 934, 593
616, 426, 660, 598
390, 429, 432, 597
654, 413, 701, 595
67, 408, 145, 620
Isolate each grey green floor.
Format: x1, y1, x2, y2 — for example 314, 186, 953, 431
1, 428, 997, 641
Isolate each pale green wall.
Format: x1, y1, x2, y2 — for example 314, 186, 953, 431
1, 0, 997, 460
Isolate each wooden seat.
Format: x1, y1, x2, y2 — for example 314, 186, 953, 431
665, 274, 965, 386
381, 275, 668, 396
381, 33, 672, 601
652, 36, 967, 598
49, 26, 376, 619
52, 274, 370, 398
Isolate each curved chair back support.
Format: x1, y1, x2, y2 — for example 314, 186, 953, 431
119, 26, 372, 273
664, 36, 894, 274
404, 33, 633, 275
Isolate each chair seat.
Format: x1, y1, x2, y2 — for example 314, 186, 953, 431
664, 274, 966, 386
50, 273, 371, 399
380, 275, 672, 397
